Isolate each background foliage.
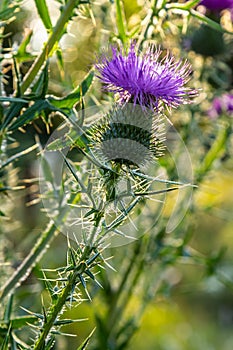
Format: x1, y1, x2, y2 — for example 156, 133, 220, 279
0, 0, 233, 349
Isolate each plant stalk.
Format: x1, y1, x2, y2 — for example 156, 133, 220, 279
0, 221, 58, 302
33, 270, 78, 350
20, 0, 80, 94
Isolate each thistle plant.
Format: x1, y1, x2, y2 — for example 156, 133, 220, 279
0, 0, 233, 349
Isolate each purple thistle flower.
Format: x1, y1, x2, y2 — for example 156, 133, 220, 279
95, 43, 197, 110
200, 0, 233, 11
208, 93, 233, 118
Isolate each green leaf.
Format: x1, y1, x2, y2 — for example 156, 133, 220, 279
8, 99, 56, 131
0, 97, 28, 103
48, 70, 94, 110
0, 5, 18, 22
6, 70, 93, 131
3, 294, 13, 321
76, 328, 95, 350
35, 0, 52, 30
1, 102, 28, 131
46, 129, 88, 152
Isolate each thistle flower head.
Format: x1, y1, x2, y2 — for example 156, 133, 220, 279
208, 93, 233, 118
95, 42, 197, 110
87, 104, 165, 168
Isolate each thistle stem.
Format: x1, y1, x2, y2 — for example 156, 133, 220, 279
33, 271, 78, 350
20, 0, 80, 94
115, 0, 127, 45
33, 222, 101, 349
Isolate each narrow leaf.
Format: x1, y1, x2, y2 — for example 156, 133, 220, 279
0, 143, 38, 169
3, 294, 13, 321
8, 100, 56, 131
0, 97, 28, 103
76, 328, 95, 350
0, 5, 18, 22
48, 70, 94, 110
35, 0, 53, 30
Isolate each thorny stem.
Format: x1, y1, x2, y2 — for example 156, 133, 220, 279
33, 271, 78, 350
33, 220, 101, 350
0, 185, 84, 302
20, 0, 80, 94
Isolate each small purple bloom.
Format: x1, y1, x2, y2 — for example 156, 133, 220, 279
208, 93, 233, 118
200, 0, 233, 11
95, 43, 197, 110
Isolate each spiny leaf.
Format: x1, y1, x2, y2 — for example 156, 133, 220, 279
1, 102, 28, 130
48, 70, 94, 110
8, 99, 56, 131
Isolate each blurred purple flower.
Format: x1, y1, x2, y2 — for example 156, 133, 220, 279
200, 0, 233, 11
208, 93, 233, 118
95, 43, 197, 110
